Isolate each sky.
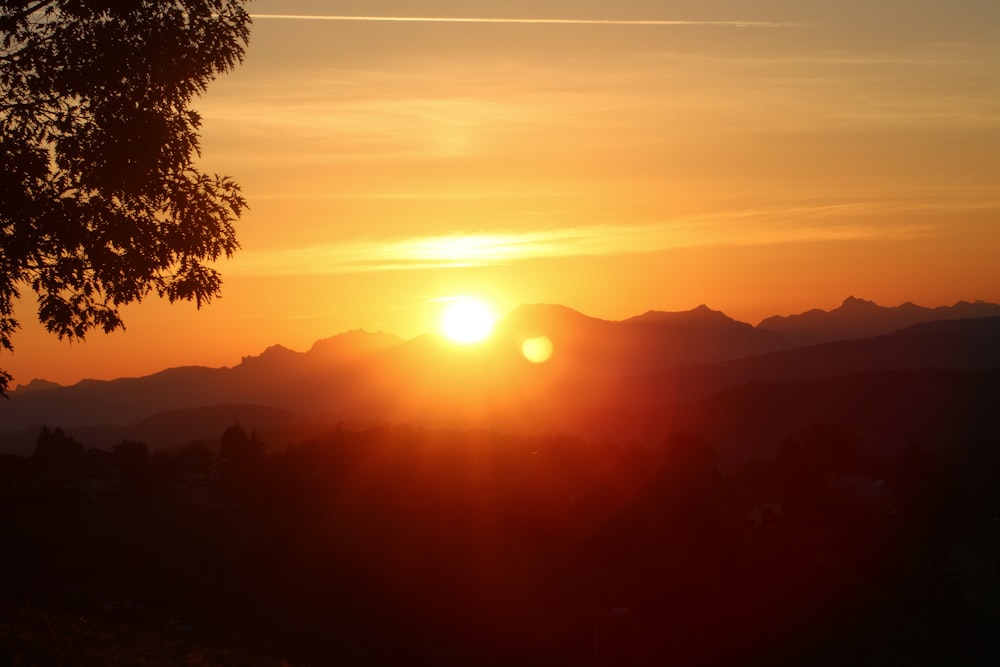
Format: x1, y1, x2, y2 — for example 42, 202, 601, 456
6, 0, 1000, 386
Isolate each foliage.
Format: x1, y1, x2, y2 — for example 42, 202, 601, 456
0, 0, 251, 394
33, 424, 83, 468
2, 424, 997, 664
218, 422, 249, 460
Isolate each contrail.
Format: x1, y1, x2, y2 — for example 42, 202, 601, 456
249, 14, 803, 28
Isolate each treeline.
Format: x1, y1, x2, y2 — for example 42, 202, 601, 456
2, 423, 999, 665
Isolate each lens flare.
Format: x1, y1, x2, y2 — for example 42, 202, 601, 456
521, 336, 553, 363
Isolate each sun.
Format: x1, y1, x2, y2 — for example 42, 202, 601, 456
440, 297, 497, 344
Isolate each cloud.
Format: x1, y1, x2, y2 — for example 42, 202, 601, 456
225, 202, 945, 277
250, 14, 802, 28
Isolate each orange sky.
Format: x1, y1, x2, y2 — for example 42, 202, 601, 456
5, 0, 1000, 387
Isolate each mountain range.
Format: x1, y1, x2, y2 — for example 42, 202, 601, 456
2, 297, 999, 459
758, 296, 1000, 346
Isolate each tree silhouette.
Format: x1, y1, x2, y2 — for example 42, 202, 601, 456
219, 422, 263, 462
0, 1, 251, 394
32, 425, 83, 471
218, 422, 265, 498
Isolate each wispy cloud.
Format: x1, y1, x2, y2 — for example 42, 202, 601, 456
250, 14, 802, 28
226, 203, 943, 277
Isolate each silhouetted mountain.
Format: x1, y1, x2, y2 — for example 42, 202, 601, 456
237, 329, 401, 372
524, 317, 1000, 453
629, 316, 1000, 406
500, 302, 601, 332
757, 296, 1000, 346
0, 330, 400, 440
496, 302, 786, 375
626, 303, 741, 326
10, 378, 62, 394
307, 329, 402, 359
2, 304, 998, 457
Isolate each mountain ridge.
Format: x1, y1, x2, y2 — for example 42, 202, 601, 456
3, 298, 998, 455
13, 297, 997, 393
756, 296, 1000, 346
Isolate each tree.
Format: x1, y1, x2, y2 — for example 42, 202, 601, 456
33, 424, 83, 470
218, 422, 265, 499
0, 1, 251, 394
218, 421, 264, 462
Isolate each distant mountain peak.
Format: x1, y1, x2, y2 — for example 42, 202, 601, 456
307, 329, 402, 356
238, 344, 298, 367
687, 304, 722, 317
626, 304, 740, 326
691, 304, 730, 318
499, 303, 603, 331
507, 303, 590, 318
259, 343, 295, 357
758, 297, 1000, 347
838, 296, 877, 309
12, 378, 62, 394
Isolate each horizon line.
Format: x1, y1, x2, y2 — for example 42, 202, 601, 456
249, 14, 804, 28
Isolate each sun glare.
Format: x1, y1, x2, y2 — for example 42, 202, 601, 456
440, 298, 497, 344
